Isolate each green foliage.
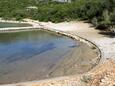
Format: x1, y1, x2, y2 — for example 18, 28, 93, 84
81, 74, 92, 83
0, 0, 115, 29
110, 9, 115, 23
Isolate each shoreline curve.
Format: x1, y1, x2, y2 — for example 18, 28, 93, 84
0, 19, 102, 86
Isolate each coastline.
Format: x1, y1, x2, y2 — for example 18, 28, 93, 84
0, 19, 101, 64
0, 29, 99, 84
0, 19, 115, 86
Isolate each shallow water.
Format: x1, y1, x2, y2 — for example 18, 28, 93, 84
0, 30, 79, 84
0, 22, 31, 28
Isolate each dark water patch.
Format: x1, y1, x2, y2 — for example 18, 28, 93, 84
69, 45, 78, 48
5, 42, 56, 63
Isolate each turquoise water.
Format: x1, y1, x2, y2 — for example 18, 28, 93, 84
0, 30, 78, 84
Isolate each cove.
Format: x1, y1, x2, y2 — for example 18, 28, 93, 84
0, 30, 98, 84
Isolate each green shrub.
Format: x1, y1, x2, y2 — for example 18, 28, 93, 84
81, 74, 92, 83
0, 0, 114, 30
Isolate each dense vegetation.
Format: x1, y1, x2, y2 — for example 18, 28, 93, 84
0, 0, 115, 30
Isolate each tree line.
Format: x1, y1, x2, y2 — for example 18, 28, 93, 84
0, 0, 115, 30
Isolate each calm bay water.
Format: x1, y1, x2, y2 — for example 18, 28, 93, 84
0, 30, 78, 84
0, 22, 31, 28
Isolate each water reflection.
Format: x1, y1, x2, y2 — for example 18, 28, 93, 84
0, 30, 77, 84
